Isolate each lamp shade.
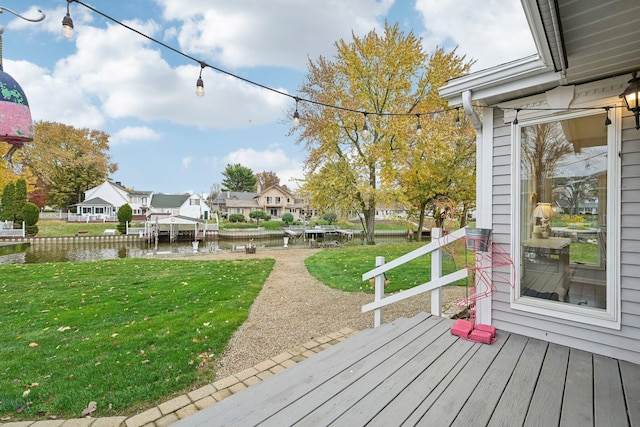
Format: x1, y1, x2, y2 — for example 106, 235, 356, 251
0, 69, 34, 146
532, 202, 553, 219
620, 72, 640, 130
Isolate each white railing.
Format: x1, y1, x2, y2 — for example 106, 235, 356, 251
0, 221, 25, 237
362, 227, 468, 327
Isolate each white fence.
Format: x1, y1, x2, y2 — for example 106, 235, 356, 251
362, 227, 469, 327
0, 221, 25, 237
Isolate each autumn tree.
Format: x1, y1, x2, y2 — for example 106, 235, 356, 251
21, 121, 117, 209
521, 122, 574, 206
221, 163, 257, 192
0, 182, 15, 222
255, 171, 280, 189
293, 23, 473, 244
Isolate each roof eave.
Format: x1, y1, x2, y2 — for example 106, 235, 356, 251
440, 55, 560, 106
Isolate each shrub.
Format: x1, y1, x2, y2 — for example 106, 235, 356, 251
25, 225, 39, 236
282, 213, 294, 225
22, 202, 39, 226
322, 212, 338, 225
117, 204, 133, 223
249, 210, 271, 225
229, 213, 245, 223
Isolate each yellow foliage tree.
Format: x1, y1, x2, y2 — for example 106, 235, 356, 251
21, 121, 117, 209
293, 23, 473, 243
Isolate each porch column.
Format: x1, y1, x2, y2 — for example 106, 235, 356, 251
475, 105, 493, 325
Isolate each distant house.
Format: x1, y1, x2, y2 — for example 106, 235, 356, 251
75, 181, 129, 221
212, 185, 311, 220
148, 193, 211, 220
73, 181, 209, 221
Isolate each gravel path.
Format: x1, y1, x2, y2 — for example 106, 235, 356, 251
186, 247, 468, 378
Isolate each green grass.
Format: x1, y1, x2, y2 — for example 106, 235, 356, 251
305, 242, 471, 293
0, 258, 275, 420
36, 220, 119, 237
570, 242, 600, 264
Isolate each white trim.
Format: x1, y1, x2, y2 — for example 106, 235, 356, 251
476, 107, 493, 325
440, 55, 557, 105
509, 104, 621, 330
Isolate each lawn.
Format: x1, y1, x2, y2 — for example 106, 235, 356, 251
34, 220, 124, 237
305, 241, 472, 293
0, 258, 274, 421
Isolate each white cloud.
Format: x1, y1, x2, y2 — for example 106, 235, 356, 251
110, 126, 162, 145
223, 147, 304, 189
5, 59, 104, 128
415, 0, 537, 71
182, 156, 193, 168
156, 0, 394, 69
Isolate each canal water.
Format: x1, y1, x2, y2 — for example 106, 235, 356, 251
0, 234, 410, 264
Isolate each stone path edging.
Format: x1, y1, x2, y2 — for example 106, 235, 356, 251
0, 328, 357, 427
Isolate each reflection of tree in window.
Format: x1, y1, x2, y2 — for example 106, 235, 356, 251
521, 122, 574, 206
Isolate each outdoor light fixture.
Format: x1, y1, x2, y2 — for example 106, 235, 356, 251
362, 112, 369, 137
293, 97, 300, 127
62, 0, 75, 40
416, 114, 422, 136
620, 71, 640, 130
604, 107, 612, 126
196, 63, 205, 97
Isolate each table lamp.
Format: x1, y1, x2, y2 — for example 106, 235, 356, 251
532, 202, 553, 239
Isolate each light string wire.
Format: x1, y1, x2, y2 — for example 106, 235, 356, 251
67, 0, 620, 122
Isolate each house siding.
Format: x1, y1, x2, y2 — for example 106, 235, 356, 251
490, 106, 640, 364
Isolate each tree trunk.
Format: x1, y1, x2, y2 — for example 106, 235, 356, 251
417, 201, 426, 242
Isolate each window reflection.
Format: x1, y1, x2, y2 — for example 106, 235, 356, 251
520, 114, 607, 309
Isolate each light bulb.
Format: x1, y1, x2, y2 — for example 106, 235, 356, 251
293, 110, 300, 127
196, 77, 204, 97
62, 13, 74, 40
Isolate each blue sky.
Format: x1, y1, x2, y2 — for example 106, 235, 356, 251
1, 0, 536, 195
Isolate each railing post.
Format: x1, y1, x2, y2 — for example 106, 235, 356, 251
430, 228, 442, 316
374, 256, 385, 327
21, 221, 25, 237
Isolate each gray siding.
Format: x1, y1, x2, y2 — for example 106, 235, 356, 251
490, 108, 640, 364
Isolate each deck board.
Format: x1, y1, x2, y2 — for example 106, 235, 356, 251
264, 315, 449, 425
172, 314, 639, 427
290, 318, 453, 426
450, 333, 529, 426
560, 349, 594, 427
523, 343, 569, 427
487, 337, 548, 427
407, 332, 508, 425
594, 354, 629, 427
620, 360, 640, 427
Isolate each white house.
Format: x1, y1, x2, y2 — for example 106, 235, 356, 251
148, 193, 211, 220
75, 181, 210, 221
75, 181, 134, 220
440, 0, 640, 363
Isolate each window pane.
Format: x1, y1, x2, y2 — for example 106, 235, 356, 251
519, 114, 607, 310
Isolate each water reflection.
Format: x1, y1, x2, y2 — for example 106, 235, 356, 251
0, 235, 410, 264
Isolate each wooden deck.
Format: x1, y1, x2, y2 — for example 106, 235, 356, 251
174, 313, 640, 426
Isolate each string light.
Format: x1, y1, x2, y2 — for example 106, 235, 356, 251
362, 112, 369, 137
196, 62, 205, 97
62, 0, 74, 40
61, 1, 625, 132
293, 97, 300, 127
604, 107, 612, 126
416, 114, 422, 135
